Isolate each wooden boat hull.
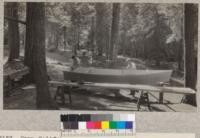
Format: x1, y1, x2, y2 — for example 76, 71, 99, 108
64, 67, 172, 85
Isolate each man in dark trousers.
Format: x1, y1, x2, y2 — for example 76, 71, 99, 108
71, 55, 80, 71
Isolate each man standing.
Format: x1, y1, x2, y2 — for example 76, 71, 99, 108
127, 60, 137, 69
80, 51, 91, 67
71, 55, 80, 71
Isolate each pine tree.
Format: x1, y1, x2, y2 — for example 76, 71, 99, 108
25, 3, 57, 109
6, 3, 20, 61
109, 3, 120, 60
184, 3, 198, 106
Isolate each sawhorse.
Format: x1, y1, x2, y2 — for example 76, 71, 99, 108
136, 91, 151, 111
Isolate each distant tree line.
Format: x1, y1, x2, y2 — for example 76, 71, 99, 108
44, 3, 186, 65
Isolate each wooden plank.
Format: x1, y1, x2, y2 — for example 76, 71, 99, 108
49, 81, 69, 87
81, 83, 195, 95
48, 81, 195, 95
4, 16, 26, 25
4, 67, 29, 77
22, 84, 36, 90
170, 77, 185, 86
10, 68, 29, 80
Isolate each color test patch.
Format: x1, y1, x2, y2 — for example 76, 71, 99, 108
101, 121, 109, 129
60, 114, 135, 136
87, 121, 94, 129
78, 122, 86, 129
94, 122, 101, 129
126, 121, 133, 129
109, 121, 117, 129
117, 121, 126, 129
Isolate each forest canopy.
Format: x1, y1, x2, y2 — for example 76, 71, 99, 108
4, 3, 185, 64
44, 3, 184, 64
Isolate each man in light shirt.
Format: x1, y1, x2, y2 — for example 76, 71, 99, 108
127, 60, 137, 69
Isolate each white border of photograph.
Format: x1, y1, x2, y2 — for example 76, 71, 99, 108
0, 0, 200, 137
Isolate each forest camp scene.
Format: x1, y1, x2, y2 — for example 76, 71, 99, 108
3, 2, 197, 111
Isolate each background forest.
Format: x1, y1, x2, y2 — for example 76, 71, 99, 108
46, 3, 185, 68
4, 3, 187, 68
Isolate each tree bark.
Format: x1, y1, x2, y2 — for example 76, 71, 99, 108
63, 26, 67, 50
70, 5, 80, 55
90, 16, 95, 58
55, 31, 59, 50
178, 9, 184, 71
25, 3, 57, 109
24, 3, 34, 82
109, 3, 120, 60
177, 39, 183, 71
95, 3, 110, 57
184, 3, 198, 106
6, 3, 20, 62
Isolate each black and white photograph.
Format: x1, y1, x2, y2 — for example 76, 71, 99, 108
3, 2, 198, 111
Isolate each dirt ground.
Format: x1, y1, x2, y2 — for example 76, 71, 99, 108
3, 50, 197, 112
3, 85, 196, 112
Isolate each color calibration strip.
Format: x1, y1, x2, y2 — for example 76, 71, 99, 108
60, 114, 135, 136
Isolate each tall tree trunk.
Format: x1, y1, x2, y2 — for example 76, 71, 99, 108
90, 16, 95, 59
121, 33, 126, 57
109, 3, 120, 60
184, 3, 198, 106
77, 24, 80, 50
70, 4, 80, 56
72, 23, 77, 56
63, 26, 67, 50
25, 3, 57, 109
94, 3, 111, 59
55, 35, 59, 50
95, 3, 110, 57
24, 3, 34, 82
177, 39, 183, 71
178, 7, 184, 71
6, 3, 20, 62
154, 9, 169, 61
55, 31, 59, 50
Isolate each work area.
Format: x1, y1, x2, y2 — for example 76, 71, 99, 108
3, 2, 197, 111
